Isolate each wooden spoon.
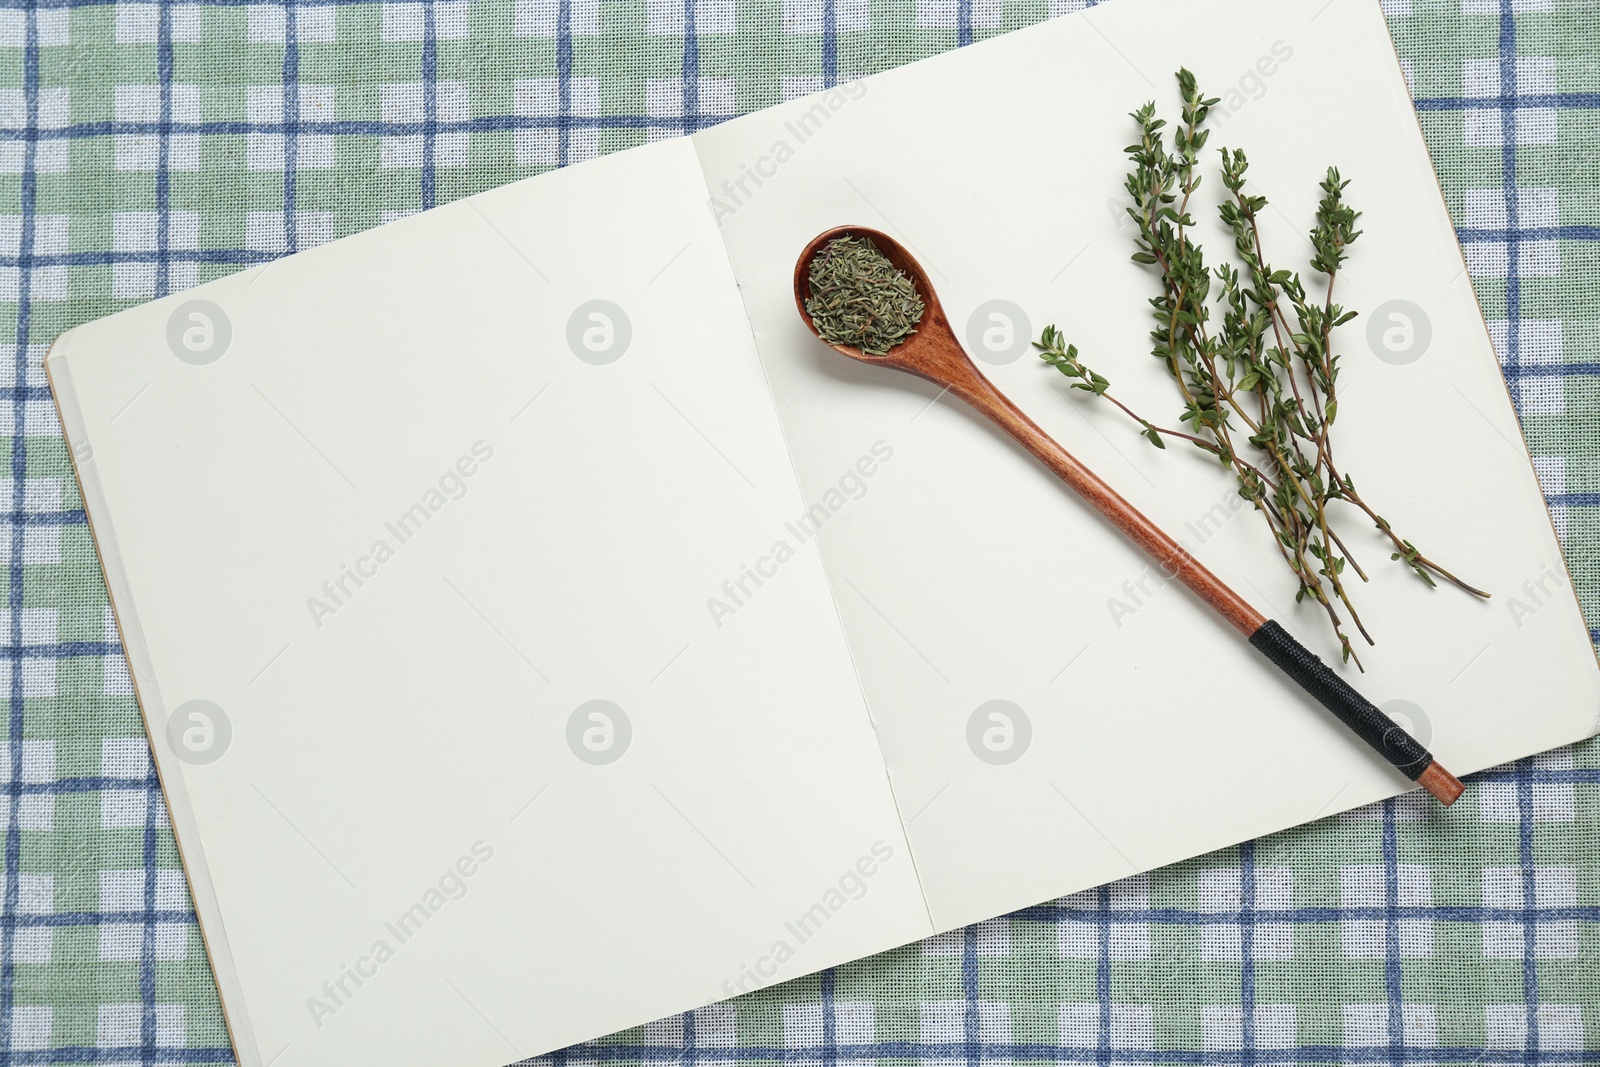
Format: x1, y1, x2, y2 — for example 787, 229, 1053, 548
794, 224, 1464, 806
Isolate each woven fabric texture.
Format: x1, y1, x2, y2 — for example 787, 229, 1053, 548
1, 0, 1597, 1063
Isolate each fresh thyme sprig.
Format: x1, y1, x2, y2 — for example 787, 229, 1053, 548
1037, 68, 1489, 669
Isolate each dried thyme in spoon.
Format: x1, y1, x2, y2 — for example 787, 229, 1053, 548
805, 235, 925, 355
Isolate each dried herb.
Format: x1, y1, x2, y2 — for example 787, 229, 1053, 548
1037, 68, 1487, 669
806, 236, 925, 356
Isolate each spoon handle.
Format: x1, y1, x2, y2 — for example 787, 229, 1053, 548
933, 354, 1463, 806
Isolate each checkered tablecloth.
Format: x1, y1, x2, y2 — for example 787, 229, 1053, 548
2, 0, 1597, 1062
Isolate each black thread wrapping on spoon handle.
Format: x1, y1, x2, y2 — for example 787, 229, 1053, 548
1248, 620, 1431, 778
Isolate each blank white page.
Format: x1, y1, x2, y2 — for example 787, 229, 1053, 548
49, 137, 931, 1067
693, 0, 1600, 931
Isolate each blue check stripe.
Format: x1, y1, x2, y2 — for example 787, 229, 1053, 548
0, 508, 85, 523
4, 1050, 235, 1064
2, 0, 42, 1057
1, 93, 1595, 141
1416, 91, 1600, 109
1498, 3, 1527, 419
548, 1045, 1600, 1065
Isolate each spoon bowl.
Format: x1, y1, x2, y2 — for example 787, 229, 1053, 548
793, 225, 969, 390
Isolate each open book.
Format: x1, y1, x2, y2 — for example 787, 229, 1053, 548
47, 0, 1599, 1064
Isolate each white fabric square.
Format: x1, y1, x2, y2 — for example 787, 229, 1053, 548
515, 0, 600, 35
514, 78, 600, 165
648, 0, 734, 34
0, 740, 56, 783
34, 214, 68, 254
102, 738, 151, 778
1340, 919, 1433, 960
1056, 918, 1150, 959
1481, 866, 1577, 958
246, 85, 335, 170
1533, 748, 1575, 772
18, 477, 60, 512
642, 1016, 683, 1046
783, 1000, 873, 1045
100, 788, 150, 829
1059, 1003, 1153, 1049
112, 211, 200, 252
1518, 239, 1560, 275
116, 3, 202, 43
103, 654, 135, 696
0, 265, 66, 302
643, 77, 734, 140
915, 0, 1001, 28
1464, 241, 1507, 278
1339, 864, 1433, 957
379, 82, 469, 167
98, 921, 188, 961
1462, 56, 1555, 97
1513, 375, 1564, 416
17, 873, 53, 914
1202, 1005, 1295, 1050
12, 926, 50, 964
25, 527, 63, 564
383, 1, 425, 38
10, 1006, 50, 1051
298, 6, 336, 41
1463, 187, 1509, 228
1340, 864, 1431, 907
113, 84, 200, 170
1054, 879, 1150, 960
780, 76, 830, 100
782, 0, 868, 32
1482, 865, 1576, 908
0, 9, 71, 45
1341, 1003, 1437, 1046
921, 1000, 1009, 1044
0, 215, 67, 256
693, 1004, 736, 1046
0, 88, 69, 173
0, 86, 69, 127
1485, 1004, 1581, 1050
1532, 455, 1565, 498
0, 794, 54, 832
100, 868, 187, 911
97, 1004, 184, 1048
1199, 866, 1292, 909
1203, 921, 1293, 961
1487, 319, 1563, 369
245, 211, 335, 252
1464, 107, 1557, 146
1482, 918, 1577, 959
1516, 187, 1559, 227
0, 607, 57, 644
924, 917, 1009, 956
434, 1, 468, 37
382, 1, 468, 39
246, 4, 285, 41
